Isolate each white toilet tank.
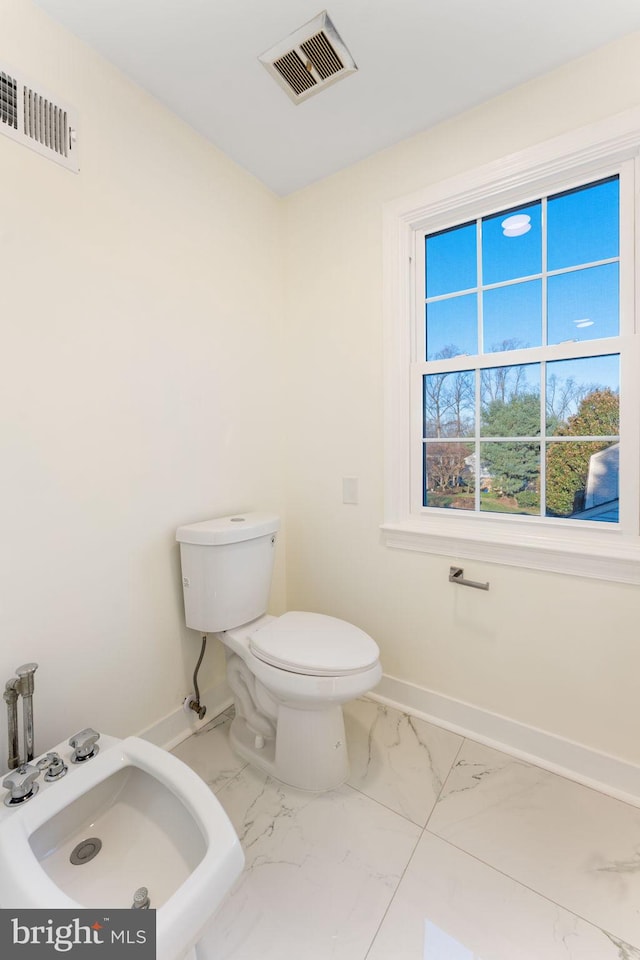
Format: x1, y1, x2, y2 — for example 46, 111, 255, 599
176, 513, 280, 633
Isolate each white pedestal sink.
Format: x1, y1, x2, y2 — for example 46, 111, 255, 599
0, 734, 244, 960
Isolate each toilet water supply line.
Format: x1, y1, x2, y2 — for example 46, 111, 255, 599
186, 636, 208, 721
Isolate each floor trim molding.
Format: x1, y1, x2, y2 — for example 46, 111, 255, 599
137, 680, 233, 752
370, 674, 640, 808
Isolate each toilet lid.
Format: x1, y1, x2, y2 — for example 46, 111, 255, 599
249, 611, 379, 677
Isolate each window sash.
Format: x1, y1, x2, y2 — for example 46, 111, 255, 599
406, 158, 638, 536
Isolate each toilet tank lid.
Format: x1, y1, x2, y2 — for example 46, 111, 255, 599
176, 512, 280, 545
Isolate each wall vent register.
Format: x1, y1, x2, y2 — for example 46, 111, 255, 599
0, 64, 79, 172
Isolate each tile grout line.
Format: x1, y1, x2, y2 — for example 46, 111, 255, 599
363, 733, 468, 959
344, 699, 468, 829
421, 829, 640, 954
422, 736, 640, 950
455, 729, 640, 815
181, 700, 640, 958
362, 824, 426, 960
422, 734, 467, 834
344, 778, 428, 829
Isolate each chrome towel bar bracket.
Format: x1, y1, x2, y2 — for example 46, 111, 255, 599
448, 566, 490, 591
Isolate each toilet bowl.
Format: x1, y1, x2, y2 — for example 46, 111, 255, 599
176, 512, 382, 793
219, 611, 381, 791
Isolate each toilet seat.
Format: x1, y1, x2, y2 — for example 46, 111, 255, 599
249, 611, 379, 677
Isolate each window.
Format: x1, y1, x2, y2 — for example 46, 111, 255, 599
382, 112, 640, 582
422, 177, 620, 523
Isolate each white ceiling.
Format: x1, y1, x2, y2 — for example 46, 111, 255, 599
33, 0, 640, 195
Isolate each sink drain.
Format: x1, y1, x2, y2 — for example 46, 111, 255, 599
69, 837, 102, 865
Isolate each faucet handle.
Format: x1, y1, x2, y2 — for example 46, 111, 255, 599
68, 728, 100, 763
37, 752, 68, 781
3, 763, 40, 806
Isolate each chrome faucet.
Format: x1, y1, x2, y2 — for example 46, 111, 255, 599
37, 751, 68, 781
69, 728, 100, 763
16, 663, 38, 764
3, 663, 38, 771
3, 762, 40, 806
3, 679, 20, 770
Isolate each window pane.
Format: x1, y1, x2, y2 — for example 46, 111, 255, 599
426, 294, 478, 360
481, 363, 540, 436
546, 440, 619, 521
424, 441, 475, 510
424, 371, 475, 438
426, 222, 476, 298
482, 202, 541, 285
546, 355, 619, 435
482, 279, 542, 352
418, 172, 624, 529
479, 442, 540, 514
547, 177, 619, 271
547, 262, 618, 345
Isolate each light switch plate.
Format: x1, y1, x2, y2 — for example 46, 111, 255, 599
342, 477, 358, 504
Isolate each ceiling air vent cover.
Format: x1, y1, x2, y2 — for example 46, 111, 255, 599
0, 64, 78, 172
259, 10, 357, 104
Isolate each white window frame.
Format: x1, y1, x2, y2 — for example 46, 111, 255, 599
382, 108, 640, 584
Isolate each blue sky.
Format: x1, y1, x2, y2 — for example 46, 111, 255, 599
424, 176, 620, 371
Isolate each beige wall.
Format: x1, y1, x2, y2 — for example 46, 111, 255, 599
0, 0, 286, 770
283, 32, 640, 766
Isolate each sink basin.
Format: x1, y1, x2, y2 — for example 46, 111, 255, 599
30, 762, 207, 908
0, 735, 244, 960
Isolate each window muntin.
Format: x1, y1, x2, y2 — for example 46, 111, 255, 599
420, 175, 621, 523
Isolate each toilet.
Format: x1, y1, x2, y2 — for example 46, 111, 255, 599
176, 513, 381, 791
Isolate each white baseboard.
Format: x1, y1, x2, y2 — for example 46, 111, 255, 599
136, 672, 640, 808
371, 674, 640, 808
137, 681, 233, 753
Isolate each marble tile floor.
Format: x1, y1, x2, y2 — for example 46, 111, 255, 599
172, 698, 640, 960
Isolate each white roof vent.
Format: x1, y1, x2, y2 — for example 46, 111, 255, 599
0, 65, 79, 173
259, 10, 357, 105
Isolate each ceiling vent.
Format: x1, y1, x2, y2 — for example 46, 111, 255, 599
0, 65, 79, 173
259, 10, 357, 105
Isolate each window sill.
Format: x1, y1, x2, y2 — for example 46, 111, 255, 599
381, 516, 640, 584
